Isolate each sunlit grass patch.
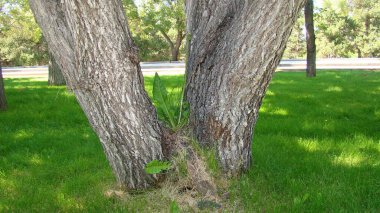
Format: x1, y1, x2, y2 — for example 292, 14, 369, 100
1, 71, 380, 211
324, 86, 343, 92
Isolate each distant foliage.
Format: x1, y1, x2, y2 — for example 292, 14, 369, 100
1, 0, 379, 66
283, 14, 306, 59
0, 0, 48, 66
122, 0, 186, 61
284, 0, 380, 59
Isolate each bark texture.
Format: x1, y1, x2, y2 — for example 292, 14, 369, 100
48, 51, 66, 86
29, 0, 165, 189
185, 0, 305, 173
0, 60, 7, 111
305, 0, 317, 77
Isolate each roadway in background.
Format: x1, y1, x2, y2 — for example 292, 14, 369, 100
3, 58, 380, 78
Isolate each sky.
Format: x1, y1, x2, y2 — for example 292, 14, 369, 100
315, 0, 324, 8
134, 0, 142, 7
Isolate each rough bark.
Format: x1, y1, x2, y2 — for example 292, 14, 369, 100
185, 0, 305, 174
29, 0, 165, 189
0, 59, 7, 111
48, 51, 66, 86
31, 0, 306, 189
305, 0, 317, 77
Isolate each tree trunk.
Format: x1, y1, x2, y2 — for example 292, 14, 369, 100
357, 46, 362, 58
29, 0, 166, 189
305, 0, 316, 77
365, 15, 370, 37
48, 51, 66, 86
31, 0, 306, 189
0, 59, 7, 111
160, 30, 183, 61
172, 31, 185, 61
185, 0, 305, 174
364, 15, 371, 57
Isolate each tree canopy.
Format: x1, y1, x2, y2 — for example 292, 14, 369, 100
0, 0, 47, 66
284, 0, 380, 58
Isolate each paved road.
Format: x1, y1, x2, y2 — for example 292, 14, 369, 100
3, 58, 380, 78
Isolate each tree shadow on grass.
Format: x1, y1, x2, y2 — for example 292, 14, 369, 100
0, 79, 121, 211
1, 73, 379, 211
0, 77, 181, 212
235, 71, 380, 212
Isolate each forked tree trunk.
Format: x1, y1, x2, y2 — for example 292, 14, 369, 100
48, 51, 66, 86
305, 0, 317, 77
30, 0, 305, 189
0, 60, 7, 111
29, 0, 165, 189
185, 0, 305, 173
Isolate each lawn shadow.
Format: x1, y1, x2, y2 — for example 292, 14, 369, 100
0, 78, 118, 212
237, 71, 380, 211
0, 77, 182, 212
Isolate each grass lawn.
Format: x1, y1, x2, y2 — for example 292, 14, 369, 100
0, 71, 379, 211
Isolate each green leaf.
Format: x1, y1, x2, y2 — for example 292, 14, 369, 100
153, 73, 175, 127
145, 160, 172, 174
170, 201, 180, 213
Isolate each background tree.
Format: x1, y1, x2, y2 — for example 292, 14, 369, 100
283, 14, 306, 59
315, 0, 380, 58
122, 0, 170, 61
316, 0, 360, 58
139, 0, 186, 61
0, 0, 48, 66
284, 0, 380, 59
305, 0, 317, 77
0, 58, 7, 111
30, 0, 305, 189
347, 0, 380, 57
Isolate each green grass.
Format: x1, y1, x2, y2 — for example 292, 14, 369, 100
1, 71, 380, 211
